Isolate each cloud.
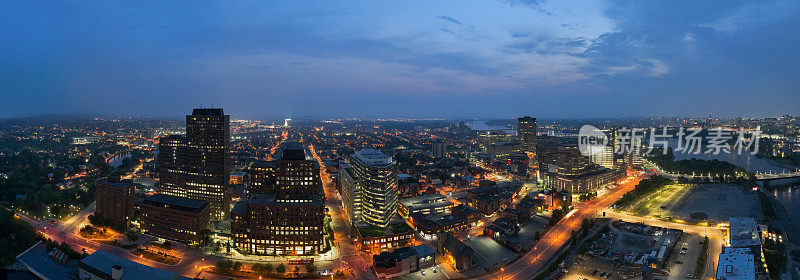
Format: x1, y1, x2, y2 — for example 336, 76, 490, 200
502, 0, 553, 16
638, 58, 668, 76
436, 15, 462, 25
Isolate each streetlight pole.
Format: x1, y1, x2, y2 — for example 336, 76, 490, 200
501, 267, 504, 280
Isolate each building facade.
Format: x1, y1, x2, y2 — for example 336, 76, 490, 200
231, 142, 326, 256
518, 116, 538, 178
544, 138, 624, 194
345, 149, 398, 228
431, 142, 446, 158
231, 193, 324, 255
157, 108, 231, 220
140, 194, 210, 244
95, 178, 135, 229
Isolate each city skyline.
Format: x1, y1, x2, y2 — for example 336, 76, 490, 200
2, 1, 800, 119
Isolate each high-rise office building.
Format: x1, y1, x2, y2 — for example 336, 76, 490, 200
158, 108, 231, 220
544, 138, 624, 193
344, 149, 398, 228
518, 116, 538, 178
431, 142, 446, 158
517, 116, 537, 153
232, 142, 325, 255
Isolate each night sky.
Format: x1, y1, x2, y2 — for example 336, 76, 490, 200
2, 1, 799, 119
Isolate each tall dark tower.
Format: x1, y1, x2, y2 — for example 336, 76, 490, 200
518, 116, 538, 179
158, 108, 231, 220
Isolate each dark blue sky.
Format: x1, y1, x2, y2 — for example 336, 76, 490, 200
2, 1, 799, 119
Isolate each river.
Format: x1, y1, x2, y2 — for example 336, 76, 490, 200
665, 138, 797, 174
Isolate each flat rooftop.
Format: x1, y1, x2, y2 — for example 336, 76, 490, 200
729, 217, 762, 248
716, 247, 755, 280
143, 194, 208, 212
353, 149, 393, 167
81, 249, 193, 280
17, 242, 76, 280
279, 142, 309, 160
399, 194, 452, 209
191, 108, 224, 116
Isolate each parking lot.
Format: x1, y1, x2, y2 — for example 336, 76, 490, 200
560, 220, 704, 280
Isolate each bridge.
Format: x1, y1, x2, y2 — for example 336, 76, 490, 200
754, 170, 800, 181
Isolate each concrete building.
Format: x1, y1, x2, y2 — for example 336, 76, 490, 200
544, 138, 624, 194
518, 116, 538, 178
345, 149, 398, 228
157, 108, 231, 220
140, 194, 210, 244
398, 193, 453, 217
232, 143, 326, 255
339, 165, 363, 225
373, 245, 435, 278
431, 142, 446, 158
716, 247, 756, 280
354, 221, 415, 252
95, 178, 135, 229
78, 249, 193, 280
231, 193, 324, 255
437, 232, 476, 272
729, 217, 762, 249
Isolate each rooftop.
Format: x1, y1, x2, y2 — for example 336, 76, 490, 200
191, 108, 224, 116
143, 194, 208, 212
716, 247, 755, 280
17, 242, 77, 280
279, 142, 309, 161
353, 149, 394, 167
81, 249, 193, 280
729, 217, 762, 248
399, 194, 453, 210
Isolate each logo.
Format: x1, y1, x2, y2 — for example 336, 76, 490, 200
578, 125, 608, 156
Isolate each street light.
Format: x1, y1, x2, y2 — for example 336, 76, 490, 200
501, 267, 504, 280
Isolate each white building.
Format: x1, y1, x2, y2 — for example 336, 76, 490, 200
716, 247, 755, 280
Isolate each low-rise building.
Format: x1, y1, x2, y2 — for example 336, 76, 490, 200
716, 247, 755, 280
355, 221, 415, 253
451, 204, 482, 226
516, 195, 546, 218
373, 245, 435, 278
398, 194, 453, 217
79, 249, 194, 280
140, 194, 210, 244
436, 232, 475, 272
411, 213, 468, 239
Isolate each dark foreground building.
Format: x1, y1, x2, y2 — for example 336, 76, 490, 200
231, 193, 324, 255
140, 194, 210, 244
231, 142, 326, 255
157, 108, 231, 220
95, 178, 136, 229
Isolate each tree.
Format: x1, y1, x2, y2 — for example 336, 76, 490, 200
200, 229, 212, 246
263, 263, 274, 274
276, 263, 286, 274
305, 263, 318, 276
125, 230, 138, 241
231, 261, 242, 271
216, 260, 232, 272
